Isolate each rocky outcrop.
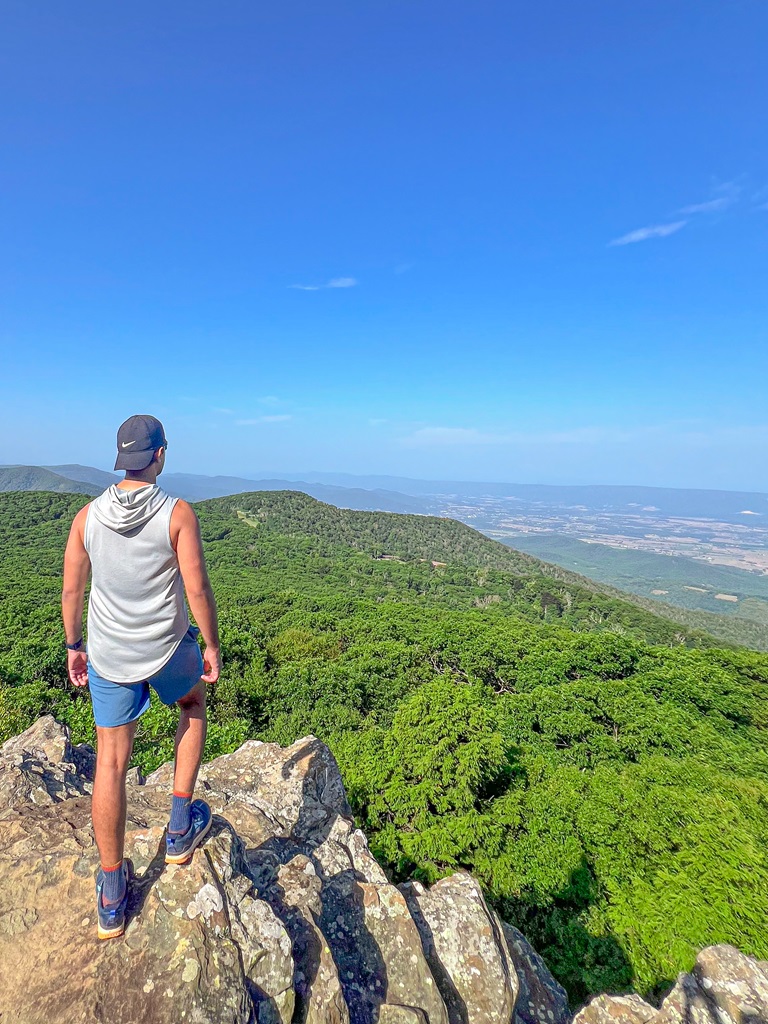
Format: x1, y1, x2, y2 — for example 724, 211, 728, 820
0, 716, 570, 1024
574, 946, 768, 1024
0, 711, 95, 807
1, 718, 767, 1024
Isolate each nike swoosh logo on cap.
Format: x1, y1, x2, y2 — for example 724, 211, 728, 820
121, 440, 137, 448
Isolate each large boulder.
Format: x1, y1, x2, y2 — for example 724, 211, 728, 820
501, 923, 572, 1024
692, 944, 768, 1024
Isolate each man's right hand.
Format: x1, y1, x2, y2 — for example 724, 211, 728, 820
201, 647, 221, 684
67, 649, 89, 688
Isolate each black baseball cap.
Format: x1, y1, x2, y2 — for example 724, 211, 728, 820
114, 414, 167, 471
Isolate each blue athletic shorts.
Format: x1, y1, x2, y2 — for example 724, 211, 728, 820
87, 627, 205, 729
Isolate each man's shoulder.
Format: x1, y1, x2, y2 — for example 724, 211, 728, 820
169, 498, 199, 531
170, 497, 196, 516
73, 501, 92, 526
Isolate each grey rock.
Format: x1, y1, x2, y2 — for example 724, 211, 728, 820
501, 923, 571, 1024
573, 994, 656, 1024
655, 971, 721, 1024
377, 1007, 429, 1024
270, 854, 348, 1024
0, 715, 95, 813
693, 945, 768, 1024
401, 871, 518, 1024
573, 947, 768, 1024
320, 869, 449, 1024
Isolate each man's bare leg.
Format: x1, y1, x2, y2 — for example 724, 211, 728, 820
169, 681, 207, 833
93, 720, 137, 908
93, 721, 138, 867
174, 680, 207, 793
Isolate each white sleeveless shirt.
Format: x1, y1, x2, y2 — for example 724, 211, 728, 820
84, 484, 189, 683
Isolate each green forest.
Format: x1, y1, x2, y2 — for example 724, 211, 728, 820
1, 489, 767, 1006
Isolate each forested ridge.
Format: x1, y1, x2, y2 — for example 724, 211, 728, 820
1, 489, 767, 1006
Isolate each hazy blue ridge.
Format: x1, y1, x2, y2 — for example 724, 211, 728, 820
274, 473, 768, 520
161, 473, 432, 513
44, 464, 119, 490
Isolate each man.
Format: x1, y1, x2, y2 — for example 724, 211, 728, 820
62, 414, 222, 940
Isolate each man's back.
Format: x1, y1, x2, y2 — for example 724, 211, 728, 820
85, 483, 189, 683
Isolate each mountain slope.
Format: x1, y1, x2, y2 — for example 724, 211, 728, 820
0, 485, 754, 648
0, 466, 97, 495
198, 490, 723, 648
204, 490, 768, 650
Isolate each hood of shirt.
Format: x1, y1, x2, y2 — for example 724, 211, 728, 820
90, 484, 172, 534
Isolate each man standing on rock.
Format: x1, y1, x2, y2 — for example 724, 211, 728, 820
62, 414, 221, 940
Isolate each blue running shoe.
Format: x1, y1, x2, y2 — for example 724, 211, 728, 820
165, 799, 212, 864
96, 862, 129, 941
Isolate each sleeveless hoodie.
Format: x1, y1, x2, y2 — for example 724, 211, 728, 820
84, 484, 189, 683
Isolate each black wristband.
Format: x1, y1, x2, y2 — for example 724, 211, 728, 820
66, 638, 84, 652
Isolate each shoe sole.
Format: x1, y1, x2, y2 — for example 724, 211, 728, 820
97, 920, 125, 940
165, 814, 213, 865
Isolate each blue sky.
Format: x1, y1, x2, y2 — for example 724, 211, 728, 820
1, 0, 766, 488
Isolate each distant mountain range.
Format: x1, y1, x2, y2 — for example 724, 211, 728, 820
5, 463, 765, 520
260, 472, 768, 521
0, 465, 432, 515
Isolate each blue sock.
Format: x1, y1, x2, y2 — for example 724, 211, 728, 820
101, 861, 126, 907
169, 791, 192, 834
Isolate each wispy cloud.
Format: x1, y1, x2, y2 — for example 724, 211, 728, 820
236, 414, 292, 425
679, 180, 741, 215
609, 179, 746, 247
679, 197, 730, 215
258, 395, 281, 406
609, 221, 687, 247
402, 422, 768, 450
290, 277, 358, 291
394, 263, 413, 275
211, 406, 234, 415
403, 427, 509, 447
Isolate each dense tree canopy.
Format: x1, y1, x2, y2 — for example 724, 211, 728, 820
1, 489, 766, 1006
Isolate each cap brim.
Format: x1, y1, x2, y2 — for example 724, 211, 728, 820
114, 448, 156, 471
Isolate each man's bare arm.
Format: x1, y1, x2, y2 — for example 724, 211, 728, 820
171, 500, 221, 683
62, 504, 91, 688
